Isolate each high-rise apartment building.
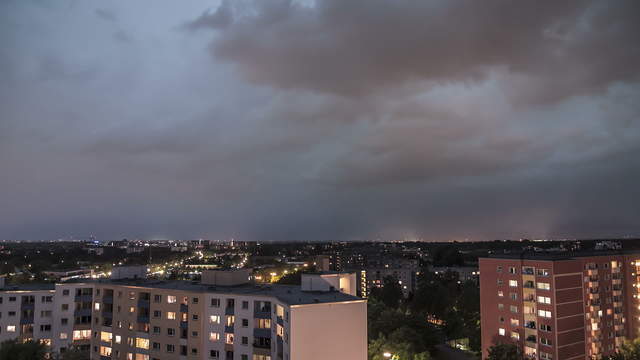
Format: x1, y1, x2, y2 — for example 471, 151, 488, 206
0, 269, 367, 360
0, 280, 95, 354
480, 251, 640, 360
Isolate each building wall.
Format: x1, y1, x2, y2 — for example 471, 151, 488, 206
289, 300, 367, 360
481, 254, 639, 360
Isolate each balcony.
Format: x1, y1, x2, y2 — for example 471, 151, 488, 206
180, 321, 188, 329
224, 325, 234, 333
225, 307, 235, 316
253, 328, 271, 338
524, 321, 536, 329
525, 335, 537, 345
522, 268, 535, 275
523, 281, 535, 289
137, 299, 150, 308
74, 294, 93, 302
103, 296, 113, 304
180, 303, 188, 313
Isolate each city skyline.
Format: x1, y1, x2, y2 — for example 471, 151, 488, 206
2, 0, 640, 242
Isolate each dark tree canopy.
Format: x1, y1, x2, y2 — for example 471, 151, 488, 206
0, 340, 47, 360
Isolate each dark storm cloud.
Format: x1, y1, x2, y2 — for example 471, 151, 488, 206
1, 0, 639, 241
196, 0, 640, 103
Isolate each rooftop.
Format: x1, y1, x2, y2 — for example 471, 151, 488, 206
91, 279, 363, 306
0, 283, 56, 291
485, 249, 640, 261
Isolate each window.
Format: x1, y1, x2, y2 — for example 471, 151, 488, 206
60, 333, 68, 339
537, 268, 550, 277
63, 289, 70, 296
225, 333, 234, 344
256, 318, 271, 329
498, 328, 505, 336
41, 310, 52, 317
540, 337, 552, 346
498, 303, 504, 310
497, 266, 503, 273
242, 336, 248, 345
538, 310, 552, 318
73, 330, 91, 340
510, 319, 519, 327
101, 331, 112, 343
129, 292, 135, 300
154, 294, 161, 303
38, 325, 51, 332
192, 314, 199, 321
7, 325, 16, 332
210, 298, 221, 307
192, 297, 199, 304
167, 296, 177, 304
498, 291, 504, 297
509, 267, 517, 274
242, 301, 249, 309
61, 318, 68, 325
167, 312, 176, 320
152, 342, 160, 350
166, 344, 175, 353
537, 296, 551, 304
210, 332, 220, 341
511, 331, 520, 340
136, 338, 149, 350
115, 335, 121, 344
192, 331, 198, 337
210, 315, 220, 324
242, 319, 249, 327
509, 280, 518, 287
497, 279, 503, 286
129, 306, 135, 313
537, 282, 550, 290
210, 350, 220, 358
226, 315, 235, 327
167, 328, 175, 336
62, 304, 69, 311
510, 305, 518, 313
153, 310, 161, 318
42, 296, 53, 303
540, 324, 552, 332
510, 293, 517, 300
100, 346, 112, 356
540, 351, 553, 360
9, 297, 16, 302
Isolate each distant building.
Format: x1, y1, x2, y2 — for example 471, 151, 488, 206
430, 266, 479, 284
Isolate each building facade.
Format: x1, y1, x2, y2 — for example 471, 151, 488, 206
480, 251, 640, 360
1, 270, 367, 360
0, 281, 95, 355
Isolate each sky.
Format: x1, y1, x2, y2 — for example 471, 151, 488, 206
1, 0, 639, 242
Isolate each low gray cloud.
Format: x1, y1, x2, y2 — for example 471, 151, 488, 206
0, 0, 639, 241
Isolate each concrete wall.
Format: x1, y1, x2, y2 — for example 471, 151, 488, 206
110, 265, 147, 280
201, 269, 251, 286
289, 300, 367, 360
301, 273, 357, 296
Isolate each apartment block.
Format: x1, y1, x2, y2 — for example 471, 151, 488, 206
89, 269, 366, 360
480, 251, 640, 360
0, 280, 95, 355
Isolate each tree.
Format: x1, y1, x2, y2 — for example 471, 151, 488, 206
370, 276, 403, 308
0, 340, 47, 360
368, 334, 431, 360
604, 338, 640, 359
486, 343, 523, 360
59, 347, 90, 360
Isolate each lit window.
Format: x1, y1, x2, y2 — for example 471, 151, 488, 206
537, 282, 550, 290
210, 315, 220, 324
498, 328, 505, 336
511, 331, 520, 340
59, 333, 68, 340
100, 331, 112, 343
94, 303, 101, 311
115, 335, 121, 344
510, 305, 518, 313
510, 319, 519, 327
538, 310, 552, 318
167, 312, 176, 320
509, 280, 518, 287
498, 291, 504, 297
136, 338, 149, 350
210, 332, 220, 341
73, 330, 91, 340
537, 296, 551, 304
167, 296, 177, 304
100, 346, 112, 356
225, 333, 234, 344
129, 306, 135, 313
135, 355, 149, 360
6, 325, 16, 333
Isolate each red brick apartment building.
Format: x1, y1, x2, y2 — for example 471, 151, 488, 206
480, 251, 640, 360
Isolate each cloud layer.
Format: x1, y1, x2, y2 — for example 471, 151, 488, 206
1, 0, 639, 241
